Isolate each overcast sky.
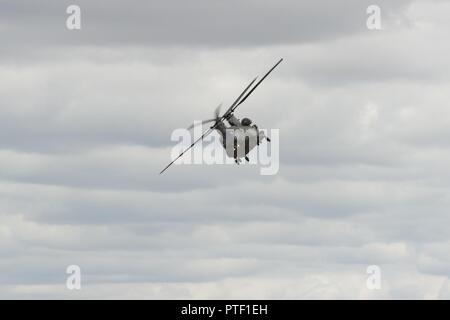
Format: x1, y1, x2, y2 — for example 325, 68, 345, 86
1, 0, 450, 299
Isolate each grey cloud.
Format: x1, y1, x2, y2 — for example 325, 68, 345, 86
0, 0, 413, 48
2, 0, 450, 299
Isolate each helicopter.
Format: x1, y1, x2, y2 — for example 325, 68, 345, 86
160, 58, 283, 174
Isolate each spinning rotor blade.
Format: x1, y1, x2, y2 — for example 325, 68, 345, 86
187, 103, 223, 130
187, 119, 216, 130
214, 103, 222, 118
230, 58, 283, 114
222, 77, 258, 119
159, 127, 214, 174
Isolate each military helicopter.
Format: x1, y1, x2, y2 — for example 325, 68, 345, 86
160, 58, 283, 174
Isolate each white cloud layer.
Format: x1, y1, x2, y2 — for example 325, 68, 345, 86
1, 0, 450, 299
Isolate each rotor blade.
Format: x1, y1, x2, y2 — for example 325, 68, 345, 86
222, 76, 258, 118
214, 103, 222, 118
187, 119, 217, 130
187, 103, 223, 130
159, 127, 214, 174
231, 58, 283, 113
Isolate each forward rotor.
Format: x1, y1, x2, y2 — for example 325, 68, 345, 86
187, 103, 222, 130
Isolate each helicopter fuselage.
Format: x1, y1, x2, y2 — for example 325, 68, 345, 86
215, 114, 266, 162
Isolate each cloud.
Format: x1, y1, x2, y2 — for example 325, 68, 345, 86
0, 0, 413, 48
1, 0, 450, 299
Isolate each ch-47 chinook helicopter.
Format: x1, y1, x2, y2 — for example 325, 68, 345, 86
160, 58, 283, 174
